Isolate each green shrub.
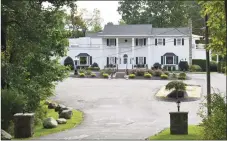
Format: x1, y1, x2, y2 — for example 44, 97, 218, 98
153, 69, 163, 77
93, 67, 100, 71
129, 74, 136, 79
153, 62, 161, 69
178, 72, 186, 80
87, 67, 92, 70
147, 69, 154, 75
210, 61, 218, 72
136, 69, 146, 76
192, 59, 206, 71
160, 74, 168, 79
198, 93, 226, 140
86, 70, 92, 75
189, 65, 202, 72
164, 71, 169, 76
171, 73, 178, 79
79, 73, 85, 77
129, 69, 137, 74
91, 62, 99, 68
34, 101, 48, 125
64, 56, 74, 70
91, 73, 96, 78
144, 73, 152, 78
165, 81, 187, 91
78, 69, 86, 73
178, 61, 189, 71
103, 73, 109, 78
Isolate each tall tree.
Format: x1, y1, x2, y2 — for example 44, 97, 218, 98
117, 0, 204, 35
90, 8, 103, 32
118, 19, 126, 25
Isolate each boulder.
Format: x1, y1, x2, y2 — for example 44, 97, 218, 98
56, 118, 67, 124
55, 104, 66, 112
48, 102, 57, 109
59, 110, 73, 119
43, 117, 58, 129
1, 129, 12, 140
58, 107, 73, 114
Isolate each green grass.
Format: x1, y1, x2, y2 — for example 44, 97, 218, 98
148, 125, 203, 140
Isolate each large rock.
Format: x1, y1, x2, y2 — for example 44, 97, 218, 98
56, 118, 67, 124
59, 110, 73, 119
58, 107, 73, 114
43, 117, 58, 129
48, 102, 57, 109
55, 104, 66, 112
1, 129, 12, 140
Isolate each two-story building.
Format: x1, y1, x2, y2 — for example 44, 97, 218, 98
61, 23, 208, 70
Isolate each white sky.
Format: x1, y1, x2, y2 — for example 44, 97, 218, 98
76, 1, 121, 27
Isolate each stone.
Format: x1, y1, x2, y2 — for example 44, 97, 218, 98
48, 102, 57, 109
59, 110, 73, 119
56, 118, 67, 124
169, 112, 188, 135
1, 129, 12, 140
58, 107, 73, 114
43, 117, 58, 129
14, 113, 35, 138
55, 104, 66, 112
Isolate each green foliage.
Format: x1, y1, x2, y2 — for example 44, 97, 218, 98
198, 93, 226, 140
144, 73, 152, 78
153, 69, 163, 77
178, 61, 189, 71
153, 63, 161, 69
129, 74, 136, 79
88, 66, 100, 71
79, 73, 85, 77
165, 81, 187, 92
178, 72, 186, 80
147, 69, 154, 75
91, 73, 96, 78
189, 65, 202, 72
103, 73, 109, 78
34, 101, 48, 125
129, 69, 137, 75
171, 73, 178, 79
78, 69, 86, 73
192, 59, 206, 71
136, 69, 146, 76
85, 70, 92, 75
160, 74, 168, 79
64, 56, 74, 70
164, 71, 169, 76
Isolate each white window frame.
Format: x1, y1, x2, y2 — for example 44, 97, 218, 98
109, 57, 115, 65
176, 38, 182, 46
138, 57, 144, 64
158, 38, 163, 45
79, 56, 88, 66
109, 39, 116, 46
165, 56, 174, 65
136, 38, 146, 46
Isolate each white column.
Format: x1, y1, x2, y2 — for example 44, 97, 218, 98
116, 38, 119, 64
100, 38, 104, 69
132, 38, 135, 67
217, 54, 219, 63
148, 38, 151, 68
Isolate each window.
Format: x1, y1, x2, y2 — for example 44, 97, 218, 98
124, 57, 127, 64
166, 56, 174, 64
174, 38, 184, 46
158, 39, 163, 45
79, 57, 87, 65
177, 38, 182, 45
107, 39, 116, 46
109, 57, 115, 64
138, 57, 144, 64
136, 38, 146, 46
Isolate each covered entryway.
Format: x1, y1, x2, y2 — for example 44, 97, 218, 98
161, 52, 179, 70
76, 53, 92, 68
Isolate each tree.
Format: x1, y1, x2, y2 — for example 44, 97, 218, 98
117, 0, 204, 35
199, 1, 226, 56
118, 19, 126, 25
1, 0, 70, 130
90, 8, 103, 32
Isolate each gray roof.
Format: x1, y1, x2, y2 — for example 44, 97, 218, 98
76, 53, 90, 57
163, 52, 177, 56
85, 24, 189, 37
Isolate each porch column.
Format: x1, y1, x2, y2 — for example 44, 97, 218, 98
132, 38, 135, 67
148, 38, 151, 68
216, 54, 219, 63
100, 39, 104, 69
116, 38, 119, 64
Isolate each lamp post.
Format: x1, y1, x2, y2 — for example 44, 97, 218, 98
177, 99, 181, 112
82, 28, 87, 37
74, 57, 79, 75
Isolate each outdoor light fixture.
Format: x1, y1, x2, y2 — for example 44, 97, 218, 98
177, 100, 181, 112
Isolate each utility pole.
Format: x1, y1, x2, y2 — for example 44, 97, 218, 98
205, 14, 211, 116
224, 1, 227, 139
188, 19, 193, 66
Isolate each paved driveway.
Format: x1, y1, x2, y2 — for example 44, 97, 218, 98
40, 73, 226, 139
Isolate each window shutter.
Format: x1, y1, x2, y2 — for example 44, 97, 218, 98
182, 38, 184, 45
115, 57, 117, 64
107, 39, 109, 46
136, 57, 138, 64
107, 57, 109, 66
174, 39, 176, 46
144, 57, 146, 64
163, 39, 165, 46
136, 39, 138, 46
161, 56, 163, 64
176, 56, 178, 64
115, 39, 117, 46
90, 56, 92, 65
155, 39, 157, 46
144, 38, 146, 46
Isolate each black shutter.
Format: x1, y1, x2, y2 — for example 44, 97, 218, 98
115, 57, 117, 64
107, 39, 109, 46
144, 38, 146, 45
144, 57, 146, 64
174, 39, 176, 46
155, 39, 157, 46
90, 56, 92, 65
161, 56, 163, 64
176, 56, 178, 64
182, 38, 184, 45
136, 39, 138, 46
107, 57, 109, 66
163, 39, 165, 46
136, 57, 138, 64
115, 39, 116, 46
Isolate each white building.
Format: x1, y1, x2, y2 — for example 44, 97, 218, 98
61, 23, 208, 70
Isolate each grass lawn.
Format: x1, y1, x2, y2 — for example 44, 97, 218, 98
148, 125, 203, 140
15, 104, 83, 139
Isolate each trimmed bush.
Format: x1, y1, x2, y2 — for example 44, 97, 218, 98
78, 69, 86, 73
103, 73, 109, 78
144, 73, 152, 78
164, 71, 169, 76
153, 62, 161, 69
192, 59, 206, 71
64, 56, 74, 70
178, 61, 189, 71
85, 70, 92, 75
160, 74, 168, 79
178, 72, 186, 80
79, 73, 85, 77
91, 62, 99, 68
129, 69, 137, 75
153, 69, 163, 77
189, 65, 202, 72
91, 73, 96, 78
171, 73, 178, 79
129, 74, 136, 79
136, 69, 146, 76
210, 61, 218, 72
147, 69, 154, 75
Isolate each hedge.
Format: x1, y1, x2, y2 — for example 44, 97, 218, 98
192, 59, 218, 72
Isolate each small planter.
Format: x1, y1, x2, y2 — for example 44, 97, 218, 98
169, 112, 188, 135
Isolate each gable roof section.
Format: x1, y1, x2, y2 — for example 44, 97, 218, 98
151, 28, 189, 36
76, 53, 90, 57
